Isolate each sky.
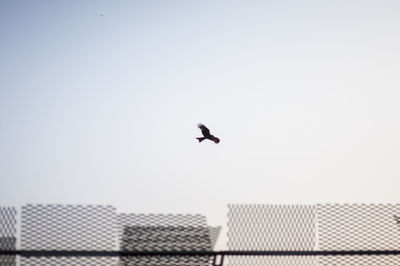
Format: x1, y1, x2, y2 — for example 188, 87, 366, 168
1, 0, 400, 248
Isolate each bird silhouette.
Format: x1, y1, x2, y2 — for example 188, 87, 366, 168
196, 123, 220, 144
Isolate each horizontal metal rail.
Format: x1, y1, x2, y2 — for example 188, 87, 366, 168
2, 249, 400, 256
2, 250, 400, 266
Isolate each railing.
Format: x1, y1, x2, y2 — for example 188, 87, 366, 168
2, 249, 400, 266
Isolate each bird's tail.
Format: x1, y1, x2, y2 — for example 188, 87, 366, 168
196, 137, 206, 143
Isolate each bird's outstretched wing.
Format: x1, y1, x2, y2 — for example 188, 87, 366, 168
197, 123, 210, 137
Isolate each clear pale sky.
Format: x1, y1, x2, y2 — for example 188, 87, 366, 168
1, 0, 400, 248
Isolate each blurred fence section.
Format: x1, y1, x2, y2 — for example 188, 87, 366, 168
21, 204, 117, 265
1, 204, 219, 266
117, 213, 215, 265
227, 204, 316, 266
317, 203, 400, 265
0, 207, 17, 266
2, 203, 400, 265
227, 203, 400, 266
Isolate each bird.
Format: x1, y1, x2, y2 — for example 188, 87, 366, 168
196, 123, 220, 144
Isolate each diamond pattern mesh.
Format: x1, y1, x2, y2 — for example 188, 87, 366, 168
116, 213, 213, 266
20, 204, 117, 265
0, 207, 17, 266
227, 204, 317, 266
316, 203, 400, 265
2, 203, 399, 265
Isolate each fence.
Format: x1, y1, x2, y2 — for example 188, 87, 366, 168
1, 204, 400, 265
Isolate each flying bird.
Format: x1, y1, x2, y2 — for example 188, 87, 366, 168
196, 123, 220, 144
